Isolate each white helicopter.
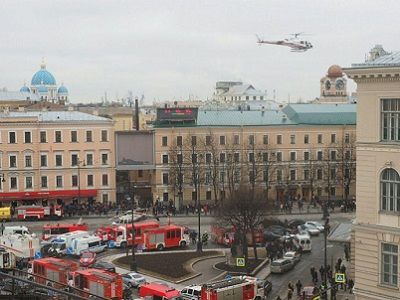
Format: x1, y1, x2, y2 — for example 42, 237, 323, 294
256, 32, 313, 52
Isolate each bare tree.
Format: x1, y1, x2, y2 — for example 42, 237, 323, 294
203, 131, 221, 206
225, 136, 241, 198
168, 142, 184, 210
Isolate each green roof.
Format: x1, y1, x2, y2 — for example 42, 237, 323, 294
153, 104, 356, 128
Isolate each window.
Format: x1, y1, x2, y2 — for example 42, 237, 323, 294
206, 191, 212, 201
220, 171, 226, 183
205, 171, 211, 184
330, 187, 336, 196
330, 168, 336, 180
102, 194, 109, 204
290, 151, 296, 162
330, 150, 337, 161
317, 134, 323, 144
249, 171, 255, 184
162, 136, 168, 147
262, 152, 268, 162
331, 133, 336, 143
206, 153, 212, 164
381, 243, 398, 286
87, 174, 94, 186
86, 153, 93, 166
234, 153, 240, 163
191, 153, 197, 164
177, 153, 183, 164
101, 130, 108, 142
71, 154, 78, 166
191, 136, 197, 146
162, 154, 169, 164
205, 135, 211, 146
276, 152, 282, 162
304, 151, 310, 161
290, 135, 296, 144
290, 169, 296, 181
55, 131, 62, 143
277, 169, 283, 181
249, 152, 255, 163
277, 135, 282, 144
71, 131, 78, 142
176, 136, 183, 146
102, 174, 108, 186
55, 154, 63, 167
41, 176, 48, 188
344, 133, 350, 144
9, 155, 16, 168
317, 151, 323, 161
234, 170, 240, 183
345, 150, 351, 160
9, 132, 16, 144
382, 99, 400, 141
381, 168, 400, 212
25, 155, 32, 168
102, 153, 108, 165
304, 169, 310, 180
317, 169, 323, 180
233, 135, 240, 145
40, 154, 48, 167
86, 131, 93, 142
249, 135, 255, 145
219, 136, 226, 145
25, 177, 33, 189
72, 175, 78, 187
162, 173, 169, 185
263, 170, 269, 182
56, 176, 63, 188
24, 132, 32, 143
304, 134, 309, 144
220, 153, 226, 163
345, 168, 350, 180
10, 177, 17, 189
40, 131, 47, 143
263, 135, 269, 145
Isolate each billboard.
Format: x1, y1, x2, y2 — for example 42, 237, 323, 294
156, 107, 198, 121
116, 131, 154, 170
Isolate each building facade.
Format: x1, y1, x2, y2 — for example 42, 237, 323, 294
318, 65, 348, 103
0, 110, 116, 206
345, 47, 400, 299
152, 104, 356, 209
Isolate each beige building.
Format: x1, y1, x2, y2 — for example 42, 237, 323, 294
152, 104, 356, 209
345, 46, 400, 299
318, 65, 349, 103
0, 110, 116, 205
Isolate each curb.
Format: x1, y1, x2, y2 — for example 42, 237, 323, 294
251, 257, 270, 277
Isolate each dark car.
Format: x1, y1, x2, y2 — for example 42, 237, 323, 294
287, 219, 305, 230
257, 279, 272, 297
91, 261, 116, 273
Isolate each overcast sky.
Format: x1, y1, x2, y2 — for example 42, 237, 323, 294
1, 0, 400, 104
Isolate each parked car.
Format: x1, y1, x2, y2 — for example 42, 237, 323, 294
79, 251, 96, 267
256, 279, 272, 297
181, 285, 202, 300
283, 251, 301, 264
122, 272, 147, 288
298, 224, 320, 236
270, 258, 294, 274
91, 261, 116, 273
287, 219, 306, 230
305, 221, 325, 232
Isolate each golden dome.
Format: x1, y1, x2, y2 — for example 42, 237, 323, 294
327, 65, 343, 78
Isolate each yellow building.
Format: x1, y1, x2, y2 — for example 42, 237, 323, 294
345, 45, 400, 299
0, 110, 116, 205
152, 104, 356, 209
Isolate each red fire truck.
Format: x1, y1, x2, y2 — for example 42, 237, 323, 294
139, 282, 182, 300
211, 225, 264, 246
201, 276, 261, 300
141, 224, 190, 251
95, 220, 160, 248
72, 268, 123, 299
32, 257, 79, 288
16, 205, 63, 220
42, 223, 88, 241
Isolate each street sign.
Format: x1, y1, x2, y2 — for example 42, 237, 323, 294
312, 296, 320, 300
335, 273, 346, 283
236, 257, 245, 267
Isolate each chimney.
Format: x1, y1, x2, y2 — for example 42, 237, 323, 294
135, 97, 139, 131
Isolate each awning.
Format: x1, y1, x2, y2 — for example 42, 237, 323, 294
328, 223, 352, 243
0, 189, 98, 200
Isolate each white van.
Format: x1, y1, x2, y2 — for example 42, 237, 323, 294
48, 230, 90, 257
69, 235, 107, 256
3, 226, 30, 235
295, 234, 312, 252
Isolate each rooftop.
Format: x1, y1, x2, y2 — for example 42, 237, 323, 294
352, 51, 400, 68
0, 91, 39, 102
0, 111, 112, 123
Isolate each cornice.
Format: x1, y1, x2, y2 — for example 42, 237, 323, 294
343, 66, 400, 83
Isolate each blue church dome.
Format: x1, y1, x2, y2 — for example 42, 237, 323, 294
58, 85, 68, 94
20, 85, 30, 92
37, 85, 48, 94
31, 63, 56, 86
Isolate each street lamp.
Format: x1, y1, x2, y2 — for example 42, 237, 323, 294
322, 217, 330, 300
195, 153, 203, 253
130, 183, 137, 271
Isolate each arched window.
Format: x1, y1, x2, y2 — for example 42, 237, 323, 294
381, 168, 400, 212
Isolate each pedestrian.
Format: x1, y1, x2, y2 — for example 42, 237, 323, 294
288, 281, 294, 292
348, 278, 354, 294
287, 288, 293, 300
344, 244, 350, 261
295, 279, 302, 295
275, 297, 282, 300
319, 265, 325, 282
340, 264, 347, 274
310, 266, 315, 281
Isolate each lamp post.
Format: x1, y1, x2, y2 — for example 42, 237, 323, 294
322, 217, 330, 300
130, 183, 137, 271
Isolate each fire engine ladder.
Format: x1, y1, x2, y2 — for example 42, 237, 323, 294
204, 278, 246, 290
